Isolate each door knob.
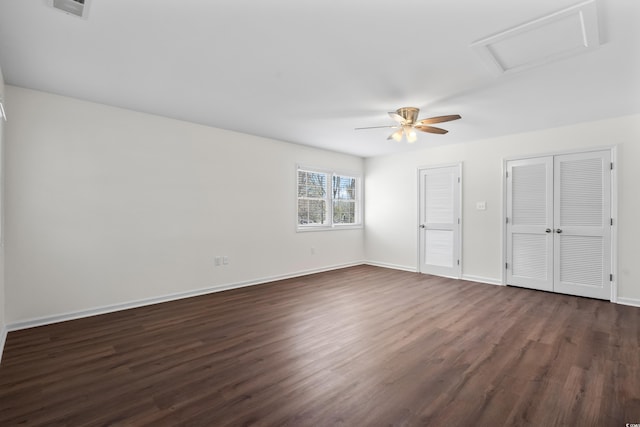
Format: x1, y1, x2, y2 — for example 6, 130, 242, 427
545, 228, 552, 233
419, 224, 426, 229
555, 229, 563, 233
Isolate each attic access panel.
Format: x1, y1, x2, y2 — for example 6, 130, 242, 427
471, 0, 600, 75
49, 0, 90, 19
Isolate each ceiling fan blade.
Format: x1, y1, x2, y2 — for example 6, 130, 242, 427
387, 129, 404, 141
388, 112, 405, 123
415, 125, 448, 135
417, 114, 461, 125
355, 125, 398, 130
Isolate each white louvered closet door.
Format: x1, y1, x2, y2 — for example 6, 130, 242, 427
506, 150, 612, 300
553, 151, 611, 299
419, 165, 461, 278
506, 157, 554, 291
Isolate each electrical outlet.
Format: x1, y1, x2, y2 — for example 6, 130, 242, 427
223, 256, 229, 265
215, 256, 221, 266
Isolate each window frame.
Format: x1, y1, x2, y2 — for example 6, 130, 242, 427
296, 165, 362, 232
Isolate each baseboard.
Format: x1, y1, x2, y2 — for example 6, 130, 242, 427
7, 261, 366, 332
461, 275, 503, 286
365, 261, 417, 273
0, 325, 7, 364
363, 264, 503, 286
616, 297, 640, 308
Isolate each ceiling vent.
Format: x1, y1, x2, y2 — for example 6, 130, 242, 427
49, 0, 90, 19
471, 0, 600, 75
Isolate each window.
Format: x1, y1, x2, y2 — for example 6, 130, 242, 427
297, 166, 362, 230
297, 169, 329, 226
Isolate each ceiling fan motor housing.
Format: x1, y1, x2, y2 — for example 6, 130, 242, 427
397, 107, 419, 124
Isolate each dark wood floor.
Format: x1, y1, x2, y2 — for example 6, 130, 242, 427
1, 265, 639, 426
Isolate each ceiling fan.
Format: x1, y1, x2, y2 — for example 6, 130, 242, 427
355, 107, 461, 143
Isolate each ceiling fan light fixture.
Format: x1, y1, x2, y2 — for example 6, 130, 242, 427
405, 126, 417, 143
391, 129, 403, 142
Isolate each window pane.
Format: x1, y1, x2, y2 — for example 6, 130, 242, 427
333, 200, 356, 224
298, 199, 328, 225
332, 175, 356, 200
298, 171, 327, 198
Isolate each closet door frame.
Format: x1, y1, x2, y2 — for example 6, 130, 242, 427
501, 146, 618, 302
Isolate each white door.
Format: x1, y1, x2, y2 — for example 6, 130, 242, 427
553, 151, 611, 299
506, 150, 612, 300
506, 157, 554, 292
419, 165, 461, 278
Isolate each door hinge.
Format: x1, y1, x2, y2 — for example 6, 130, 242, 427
458, 177, 461, 183
610, 273, 613, 282
610, 218, 613, 226
506, 217, 509, 224
458, 218, 460, 224
506, 171, 509, 178
505, 262, 509, 269
610, 162, 614, 170
457, 259, 460, 266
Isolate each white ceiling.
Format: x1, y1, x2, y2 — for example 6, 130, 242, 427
0, 0, 638, 157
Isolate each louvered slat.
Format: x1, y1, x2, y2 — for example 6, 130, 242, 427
425, 230, 454, 268
559, 157, 603, 227
559, 236, 604, 287
512, 234, 549, 280
512, 163, 548, 226
426, 173, 454, 224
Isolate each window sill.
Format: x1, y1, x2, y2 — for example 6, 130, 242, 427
296, 224, 363, 233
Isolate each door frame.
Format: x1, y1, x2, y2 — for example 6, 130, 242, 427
501, 146, 618, 302
417, 162, 463, 278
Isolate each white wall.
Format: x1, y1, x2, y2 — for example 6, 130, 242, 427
4, 86, 364, 324
365, 114, 640, 301
4, 84, 639, 329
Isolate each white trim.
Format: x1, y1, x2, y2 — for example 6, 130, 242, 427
501, 159, 507, 285
616, 297, 640, 308
459, 164, 463, 277
462, 275, 503, 286
416, 162, 463, 171
610, 146, 618, 303
6, 261, 365, 332
297, 224, 363, 232
502, 144, 618, 162
0, 325, 7, 364
365, 261, 417, 273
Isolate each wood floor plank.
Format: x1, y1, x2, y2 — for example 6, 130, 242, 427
1, 265, 639, 426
